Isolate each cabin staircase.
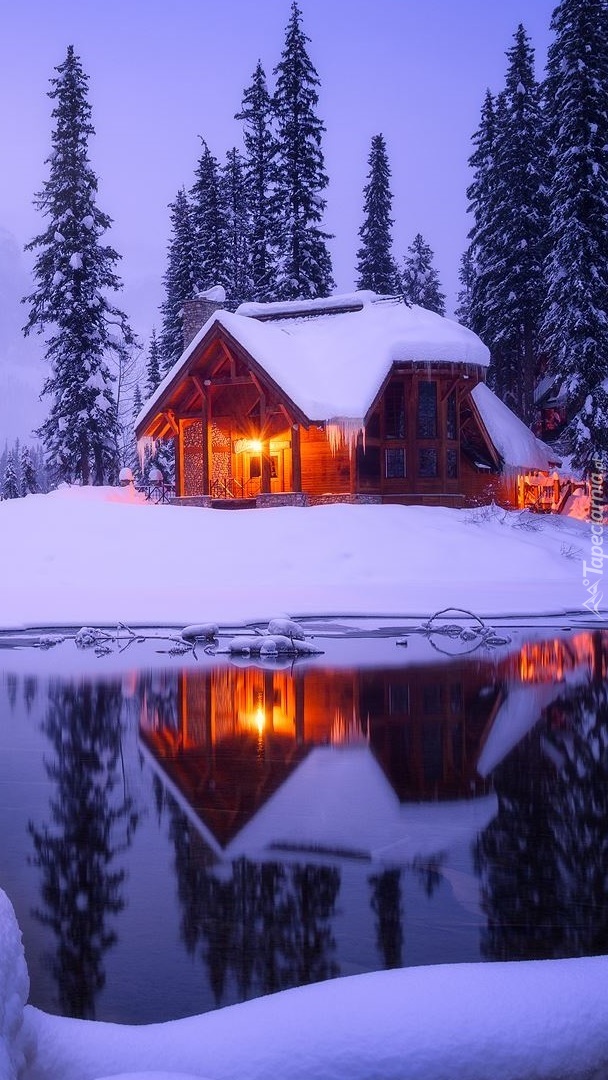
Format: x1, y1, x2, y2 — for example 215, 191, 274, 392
211, 497, 257, 510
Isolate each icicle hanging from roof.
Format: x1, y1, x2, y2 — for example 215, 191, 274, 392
326, 418, 365, 457
137, 436, 156, 472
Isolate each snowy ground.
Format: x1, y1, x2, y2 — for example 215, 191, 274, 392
0, 484, 601, 630
1, 486, 607, 1079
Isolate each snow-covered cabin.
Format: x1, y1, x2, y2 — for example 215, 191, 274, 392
135, 291, 560, 509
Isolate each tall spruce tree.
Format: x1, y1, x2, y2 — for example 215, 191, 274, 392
401, 233, 446, 314
236, 61, 280, 301
130, 384, 145, 483
541, 0, 608, 471
159, 188, 200, 374
470, 28, 547, 422
2, 454, 19, 500
355, 134, 400, 294
222, 148, 253, 307
144, 328, 174, 482
454, 247, 476, 326
145, 328, 162, 397
494, 25, 548, 424
190, 140, 229, 296
273, 1, 334, 299
465, 91, 503, 353
23, 46, 136, 486
20, 445, 38, 496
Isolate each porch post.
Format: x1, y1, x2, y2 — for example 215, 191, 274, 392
259, 390, 271, 494
291, 424, 302, 492
201, 391, 212, 496
261, 439, 271, 493
175, 420, 184, 496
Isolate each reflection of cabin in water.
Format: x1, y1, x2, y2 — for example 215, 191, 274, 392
135, 290, 563, 510
139, 633, 604, 852
139, 660, 503, 850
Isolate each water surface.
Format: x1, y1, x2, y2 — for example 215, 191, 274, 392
0, 624, 606, 1023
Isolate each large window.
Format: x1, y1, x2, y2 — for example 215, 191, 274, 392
384, 382, 406, 439
447, 390, 458, 440
418, 448, 438, 478
385, 447, 406, 478
446, 449, 458, 479
417, 381, 437, 438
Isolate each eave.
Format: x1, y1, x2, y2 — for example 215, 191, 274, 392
135, 319, 311, 440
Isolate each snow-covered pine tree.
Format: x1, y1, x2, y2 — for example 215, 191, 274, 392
159, 188, 200, 375
23, 46, 137, 486
32, 443, 49, 493
222, 148, 253, 308
355, 134, 400, 294
144, 328, 174, 483
273, 1, 334, 300
2, 454, 19, 500
466, 91, 504, 355
485, 26, 548, 423
145, 328, 162, 397
401, 234, 446, 315
236, 61, 281, 302
130, 384, 145, 484
20, 445, 38, 496
190, 140, 229, 298
541, 0, 608, 471
454, 247, 476, 327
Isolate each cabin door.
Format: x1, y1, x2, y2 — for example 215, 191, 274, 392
244, 452, 282, 494
271, 451, 284, 492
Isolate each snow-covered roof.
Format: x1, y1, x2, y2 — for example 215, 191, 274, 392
472, 382, 561, 471
136, 292, 490, 430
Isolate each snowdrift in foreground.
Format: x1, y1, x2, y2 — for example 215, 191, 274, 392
0, 486, 596, 629
0, 891, 32, 1080
21, 954, 608, 1080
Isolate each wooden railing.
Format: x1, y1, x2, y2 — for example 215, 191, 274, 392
210, 477, 261, 499
144, 480, 175, 504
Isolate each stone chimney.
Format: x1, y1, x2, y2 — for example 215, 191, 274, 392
181, 285, 226, 350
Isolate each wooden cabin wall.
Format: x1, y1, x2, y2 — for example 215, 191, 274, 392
182, 419, 204, 497
300, 426, 351, 496
459, 458, 507, 507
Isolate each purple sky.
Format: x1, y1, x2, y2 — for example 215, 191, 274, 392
0, 0, 555, 437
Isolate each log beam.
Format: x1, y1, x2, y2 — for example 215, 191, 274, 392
292, 424, 302, 492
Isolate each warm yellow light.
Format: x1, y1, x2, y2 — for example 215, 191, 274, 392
234, 438, 263, 454
254, 706, 265, 735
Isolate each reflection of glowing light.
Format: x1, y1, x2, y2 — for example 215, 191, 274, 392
515, 633, 599, 684
254, 706, 265, 735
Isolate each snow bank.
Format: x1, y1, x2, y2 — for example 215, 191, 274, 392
22, 956, 608, 1080
0, 489, 593, 630
0, 890, 32, 1080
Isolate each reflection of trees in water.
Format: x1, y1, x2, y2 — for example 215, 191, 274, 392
476, 652, 608, 962
138, 670, 180, 733
5, 673, 17, 711
369, 868, 403, 968
166, 797, 340, 1007
23, 676, 37, 714
549, 675, 608, 955
29, 682, 139, 1018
